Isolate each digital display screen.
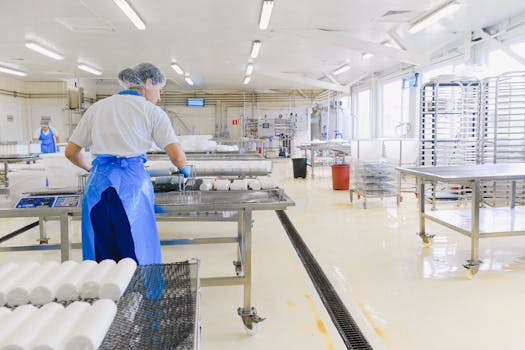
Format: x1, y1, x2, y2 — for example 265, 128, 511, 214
262, 122, 270, 128
186, 98, 205, 107
54, 196, 80, 208
16, 197, 55, 208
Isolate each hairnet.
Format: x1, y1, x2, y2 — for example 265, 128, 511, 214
118, 63, 166, 89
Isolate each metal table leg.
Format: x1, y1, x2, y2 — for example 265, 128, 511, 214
311, 145, 316, 179
465, 180, 482, 275
60, 213, 72, 262
237, 209, 264, 331
233, 209, 244, 276
418, 179, 434, 245
38, 216, 49, 244
511, 180, 517, 208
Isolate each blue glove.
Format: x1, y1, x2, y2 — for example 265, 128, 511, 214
179, 166, 191, 178
154, 205, 166, 214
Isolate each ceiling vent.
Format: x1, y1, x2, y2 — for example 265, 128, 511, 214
377, 10, 415, 23
56, 17, 116, 33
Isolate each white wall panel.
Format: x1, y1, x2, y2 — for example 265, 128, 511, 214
0, 101, 23, 141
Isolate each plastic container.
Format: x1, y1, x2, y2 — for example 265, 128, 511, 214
292, 158, 307, 179
331, 164, 350, 190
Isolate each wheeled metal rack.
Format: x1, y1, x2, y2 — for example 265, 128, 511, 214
350, 159, 400, 209
480, 71, 525, 206
419, 77, 482, 206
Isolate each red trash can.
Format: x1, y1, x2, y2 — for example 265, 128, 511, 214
331, 164, 350, 190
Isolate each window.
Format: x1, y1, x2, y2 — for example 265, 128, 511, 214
485, 48, 524, 77
382, 79, 403, 137
357, 90, 370, 138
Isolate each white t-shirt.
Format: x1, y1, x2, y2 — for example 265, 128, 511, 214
69, 94, 179, 157
33, 126, 58, 139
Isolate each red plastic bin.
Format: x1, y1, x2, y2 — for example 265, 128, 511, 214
331, 164, 350, 190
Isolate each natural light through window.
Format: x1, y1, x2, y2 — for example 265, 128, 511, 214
357, 90, 370, 138
382, 80, 402, 137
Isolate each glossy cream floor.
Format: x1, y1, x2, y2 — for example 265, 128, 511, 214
3, 159, 525, 349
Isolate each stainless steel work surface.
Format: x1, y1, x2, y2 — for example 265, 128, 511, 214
155, 189, 294, 212
397, 163, 525, 182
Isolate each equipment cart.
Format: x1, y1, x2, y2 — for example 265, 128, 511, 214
397, 163, 525, 276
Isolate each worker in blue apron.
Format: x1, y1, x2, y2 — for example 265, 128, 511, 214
64, 63, 190, 265
35, 122, 58, 153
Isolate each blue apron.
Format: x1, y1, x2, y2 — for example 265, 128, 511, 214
39, 128, 56, 153
82, 154, 161, 265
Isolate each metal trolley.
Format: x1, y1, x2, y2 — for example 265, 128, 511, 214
419, 77, 482, 207
481, 71, 525, 206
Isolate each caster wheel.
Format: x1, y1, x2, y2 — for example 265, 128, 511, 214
463, 263, 479, 278
422, 238, 433, 247
465, 269, 475, 279
244, 322, 260, 335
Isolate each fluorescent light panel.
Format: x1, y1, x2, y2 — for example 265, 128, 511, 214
171, 63, 184, 75
409, 1, 460, 34
78, 64, 102, 76
243, 76, 251, 85
113, 0, 146, 30
0, 66, 27, 77
184, 76, 194, 86
259, 0, 274, 30
333, 64, 351, 75
25, 41, 64, 60
245, 63, 254, 76
250, 40, 262, 59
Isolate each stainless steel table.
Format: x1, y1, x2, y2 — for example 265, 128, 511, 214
0, 154, 40, 195
298, 141, 351, 179
397, 163, 525, 275
0, 188, 294, 331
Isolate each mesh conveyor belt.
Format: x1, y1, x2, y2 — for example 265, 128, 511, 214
99, 262, 198, 350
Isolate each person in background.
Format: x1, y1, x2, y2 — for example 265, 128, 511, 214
33, 121, 59, 153
65, 62, 190, 265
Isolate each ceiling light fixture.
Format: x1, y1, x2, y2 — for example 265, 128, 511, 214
171, 62, 184, 75
243, 76, 251, 85
250, 40, 262, 59
259, 0, 274, 30
245, 63, 254, 76
25, 41, 64, 60
184, 74, 194, 86
78, 64, 102, 76
333, 64, 351, 75
408, 1, 461, 34
381, 40, 400, 49
0, 65, 27, 77
362, 52, 374, 59
113, 0, 146, 30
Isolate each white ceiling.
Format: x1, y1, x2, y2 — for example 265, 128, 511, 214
0, 0, 524, 91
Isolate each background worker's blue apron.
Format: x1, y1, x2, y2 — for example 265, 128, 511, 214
39, 128, 56, 153
82, 154, 161, 265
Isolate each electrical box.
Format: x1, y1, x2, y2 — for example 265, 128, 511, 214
257, 119, 275, 137
68, 88, 84, 110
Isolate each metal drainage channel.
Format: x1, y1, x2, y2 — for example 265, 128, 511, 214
276, 210, 373, 350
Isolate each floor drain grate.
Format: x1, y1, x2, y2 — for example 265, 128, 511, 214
276, 210, 373, 350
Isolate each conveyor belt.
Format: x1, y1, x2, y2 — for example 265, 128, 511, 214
100, 261, 199, 350
276, 210, 372, 350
